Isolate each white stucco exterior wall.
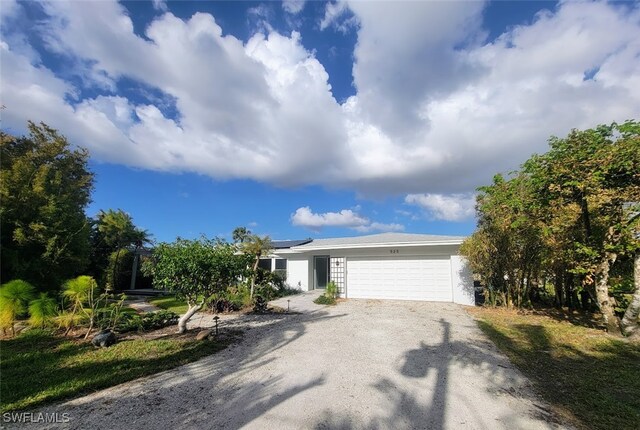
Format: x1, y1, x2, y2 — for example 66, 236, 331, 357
286, 257, 309, 291
451, 255, 475, 306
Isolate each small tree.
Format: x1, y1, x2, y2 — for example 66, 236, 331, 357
143, 237, 250, 333
242, 235, 273, 299
0, 280, 36, 336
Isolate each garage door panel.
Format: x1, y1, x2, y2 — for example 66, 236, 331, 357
346, 256, 452, 302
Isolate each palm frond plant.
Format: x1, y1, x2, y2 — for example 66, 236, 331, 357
28, 293, 58, 329
62, 276, 102, 338
0, 280, 36, 336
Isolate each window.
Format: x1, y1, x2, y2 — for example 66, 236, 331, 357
258, 258, 272, 271
275, 258, 287, 270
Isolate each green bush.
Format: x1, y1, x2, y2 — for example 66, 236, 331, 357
253, 295, 268, 313
313, 281, 338, 305
207, 284, 251, 313
116, 310, 179, 333
313, 294, 336, 305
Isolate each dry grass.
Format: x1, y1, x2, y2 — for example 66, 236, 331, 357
468, 307, 640, 430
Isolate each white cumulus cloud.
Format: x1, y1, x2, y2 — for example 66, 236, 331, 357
0, 0, 639, 200
291, 207, 404, 232
405, 193, 476, 222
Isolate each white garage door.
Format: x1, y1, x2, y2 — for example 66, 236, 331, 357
346, 256, 453, 301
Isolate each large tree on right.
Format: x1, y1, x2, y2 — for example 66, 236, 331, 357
462, 121, 639, 336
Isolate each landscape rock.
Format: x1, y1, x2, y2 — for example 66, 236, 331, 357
92, 329, 117, 348
196, 329, 213, 341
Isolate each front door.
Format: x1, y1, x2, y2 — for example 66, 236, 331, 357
314, 255, 330, 289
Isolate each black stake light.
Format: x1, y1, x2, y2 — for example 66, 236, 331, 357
213, 316, 220, 336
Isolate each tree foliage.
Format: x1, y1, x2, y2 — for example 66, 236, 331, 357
89, 209, 150, 289
142, 237, 251, 332
461, 121, 640, 335
0, 122, 94, 289
232, 226, 251, 244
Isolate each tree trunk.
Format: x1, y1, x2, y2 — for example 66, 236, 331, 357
579, 192, 592, 241
113, 248, 123, 290
84, 319, 94, 340
621, 253, 640, 338
594, 252, 620, 334
177, 302, 203, 334
554, 269, 564, 308
564, 272, 574, 309
250, 256, 260, 299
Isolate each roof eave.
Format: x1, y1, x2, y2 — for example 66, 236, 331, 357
282, 240, 464, 253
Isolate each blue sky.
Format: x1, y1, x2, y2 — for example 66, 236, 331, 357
1, 0, 639, 243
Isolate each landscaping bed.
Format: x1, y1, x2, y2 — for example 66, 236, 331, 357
0, 327, 240, 413
468, 307, 640, 430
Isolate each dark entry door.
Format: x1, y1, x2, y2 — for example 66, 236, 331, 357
314, 256, 329, 289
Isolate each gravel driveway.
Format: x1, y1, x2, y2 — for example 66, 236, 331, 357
13, 299, 567, 429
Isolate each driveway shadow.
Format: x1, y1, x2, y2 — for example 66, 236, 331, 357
14, 310, 345, 430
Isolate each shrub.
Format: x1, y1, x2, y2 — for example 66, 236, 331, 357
326, 281, 338, 299
62, 276, 101, 337
313, 281, 338, 305
55, 310, 84, 333
207, 284, 251, 313
115, 310, 179, 333
253, 295, 268, 313
313, 294, 336, 305
28, 293, 58, 329
0, 280, 36, 335
94, 293, 128, 330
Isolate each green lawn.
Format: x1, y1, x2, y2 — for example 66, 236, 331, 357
0, 329, 230, 412
148, 295, 188, 314
469, 307, 640, 430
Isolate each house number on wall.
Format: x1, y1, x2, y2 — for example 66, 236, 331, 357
389, 249, 399, 254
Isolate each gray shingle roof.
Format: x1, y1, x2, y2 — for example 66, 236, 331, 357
291, 232, 465, 249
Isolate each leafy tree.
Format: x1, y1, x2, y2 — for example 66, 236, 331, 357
461, 173, 544, 307
527, 122, 640, 333
0, 122, 94, 289
462, 121, 639, 335
90, 209, 150, 289
28, 293, 58, 329
0, 280, 36, 336
142, 237, 251, 333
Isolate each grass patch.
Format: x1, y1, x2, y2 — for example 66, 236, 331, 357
0, 329, 231, 412
469, 307, 640, 430
148, 295, 188, 314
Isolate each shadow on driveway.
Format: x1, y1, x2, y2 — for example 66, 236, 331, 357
16, 301, 565, 430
